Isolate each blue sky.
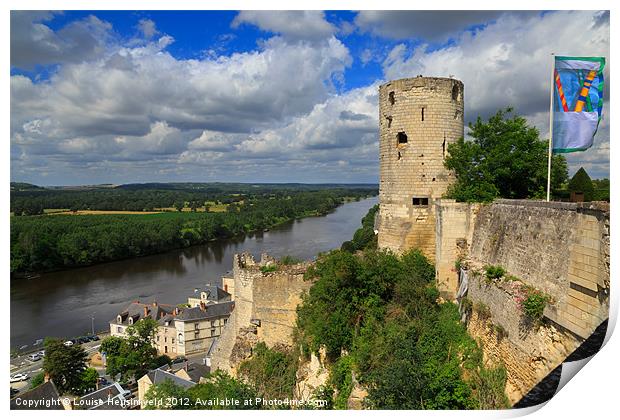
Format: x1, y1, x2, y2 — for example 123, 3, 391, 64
10, 10, 610, 185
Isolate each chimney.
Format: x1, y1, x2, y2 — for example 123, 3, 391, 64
152, 301, 157, 307
200, 301, 206, 311
173, 307, 179, 316
44, 373, 50, 383
144, 306, 149, 317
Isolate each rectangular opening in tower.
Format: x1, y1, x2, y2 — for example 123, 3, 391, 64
397, 132, 408, 145
412, 197, 429, 206
389, 91, 395, 105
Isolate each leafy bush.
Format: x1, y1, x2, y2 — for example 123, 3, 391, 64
238, 342, 298, 400
460, 297, 473, 313
260, 264, 278, 273
484, 265, 505, 281
520, 288, 550, 323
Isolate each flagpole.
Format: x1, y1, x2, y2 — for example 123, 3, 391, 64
546, 53, 555, 202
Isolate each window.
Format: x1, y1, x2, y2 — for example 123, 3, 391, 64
386, 115, 392, 128
388, 91, 395, 105
194, 323, 199, 330
178, 333, 184, 344
452, 84, 460, 101
397, 132, 408, 145
164, 337, 167, 343
156, 335, 160, 342
224, 318, 228, 325
210, 320, 215, 328
128, 317, 133, 325
195, 330, 200, 338
117, 326, 123, 333
211, 328, 216, 336
421, 107, 425, 121
117, 315, 122, 324
412, 197, 429, 206
172, 338, 175, 344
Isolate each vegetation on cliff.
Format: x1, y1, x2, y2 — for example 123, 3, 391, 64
295, 245, 510, 409
444, 107, 568, 202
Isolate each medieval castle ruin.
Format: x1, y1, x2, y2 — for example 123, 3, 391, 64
204, 76, 609, 406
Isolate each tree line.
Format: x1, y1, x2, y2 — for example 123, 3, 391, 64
11, 189, 374, 275
10, 183, 376, 215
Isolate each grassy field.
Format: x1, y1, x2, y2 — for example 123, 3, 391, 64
48, 210, 163, 215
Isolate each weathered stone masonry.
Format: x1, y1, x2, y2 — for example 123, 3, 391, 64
376, 76, 464, 259
434, 199, 610, 404
209, 253, 312, 373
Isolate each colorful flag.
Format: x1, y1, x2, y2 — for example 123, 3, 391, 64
552, 56, 605, 153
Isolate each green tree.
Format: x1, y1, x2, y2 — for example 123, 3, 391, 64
444, 108, 568, 202
238, 342, 298, 400
74, 368, 100, 396
143, 379, 192, 410
42, 338, 88, 394
101, 319, 159, 381
568, 167, 595, 201
188, 370, 259, 410
30, 372, 45, 389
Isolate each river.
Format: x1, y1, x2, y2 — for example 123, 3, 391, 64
10, 197, 378, 349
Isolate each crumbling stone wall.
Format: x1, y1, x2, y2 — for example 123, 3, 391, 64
209, 253, 312, 372
376, 76, 464, 259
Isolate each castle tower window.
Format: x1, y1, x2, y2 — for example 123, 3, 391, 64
421, 107, 425, 121
412, 197, 429, 206
386, 115, 392, 128
452, 84, 460, 101
389, 91, 395, 105
397, 132, 408, 145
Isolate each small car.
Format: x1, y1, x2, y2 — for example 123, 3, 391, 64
63, 340, 74, 346
10, 373, 29, 383
27, 354, 41, 362
36, 350, 45, 357
10, 387, 19, 397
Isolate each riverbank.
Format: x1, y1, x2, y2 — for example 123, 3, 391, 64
10, 197, 378, 348
11, 192, 377, 277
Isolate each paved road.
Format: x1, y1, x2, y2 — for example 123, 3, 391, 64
9, 337, 108, 395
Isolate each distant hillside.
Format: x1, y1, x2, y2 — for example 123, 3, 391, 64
10, 182, 44, 191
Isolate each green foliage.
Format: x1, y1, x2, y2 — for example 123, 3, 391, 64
484, 265, 505, 281
188, 370, 259, 410
444, 108, 568, 202
520, 288, 551, 323
143, 379, 192, 410
30, 372, 45, 389
11, 187, 376, 274
42, 338, 88, 394
238, 342, 298, 400
592, 178, 610, 201
342, 205, 378, 252
328, 355, 355, 409
469, 365, 511, 409
297, 247, 508, 409
101, 319, 160, 381
260, 264, 278, 273
74, 368, 99, 396
569, 167, 595, 201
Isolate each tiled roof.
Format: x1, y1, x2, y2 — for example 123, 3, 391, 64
175, 301, 234, 322
10, 380, 63, 410
146, 369, 195, 389
110, 302, 175, 325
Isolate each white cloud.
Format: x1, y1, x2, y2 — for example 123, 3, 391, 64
232, 11, 336, 41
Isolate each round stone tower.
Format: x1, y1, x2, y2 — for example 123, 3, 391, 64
376, 76, 464, 259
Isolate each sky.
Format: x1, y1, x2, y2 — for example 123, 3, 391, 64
10, 10, 610, 186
